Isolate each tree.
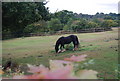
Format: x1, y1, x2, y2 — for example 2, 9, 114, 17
63, 18, 73, 31
47, 18, 63, 32
92, 18, 103, 26
23, 20, 48, 34
104, 16, 114, 20
70, 19, 88, 32
54, 10, 74, 25
101, 20, 118, 30
2, 2, 50, 38
87, 21, 99, 28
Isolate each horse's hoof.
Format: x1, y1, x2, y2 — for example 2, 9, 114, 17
73, 48, 78, 51
58, 50, 62, 53
56, 52, 59, 54
61, 49, 66, 52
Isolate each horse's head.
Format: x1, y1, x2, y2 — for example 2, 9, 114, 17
55, 40, 60, 53
55, 46, 59, 53
74, 44, 79, 50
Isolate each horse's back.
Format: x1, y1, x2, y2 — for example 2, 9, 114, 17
56, 36, 72, 44
63, 36, 73, 44
69, 35, 77, 38
56, 35, 79, 44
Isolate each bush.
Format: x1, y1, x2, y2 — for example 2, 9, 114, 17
23, 20, 48, 34
70, 19, 88, 32
2, 29, 13, 40
47, 18, 63, 32
101, 20, 118, 28
87, 21, 99, 28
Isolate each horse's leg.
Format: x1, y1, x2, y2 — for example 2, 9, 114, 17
59, 44, 65, 53
61, 44, 66, 52
57, 45, 62, 53
73, 44, 76, 51
60, 44, 63, 50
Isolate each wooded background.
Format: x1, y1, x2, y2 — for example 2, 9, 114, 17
2, 2, 119, 39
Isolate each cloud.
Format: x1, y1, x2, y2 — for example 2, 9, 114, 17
45, 0, 119, 14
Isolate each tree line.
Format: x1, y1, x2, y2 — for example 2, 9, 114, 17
2, 2, 119, 39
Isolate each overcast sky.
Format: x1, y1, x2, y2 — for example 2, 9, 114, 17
45, 0, 119, 15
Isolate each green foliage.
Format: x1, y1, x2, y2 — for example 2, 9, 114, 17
2, 2, 119, 39
54, 10, 74, 24
63, 25, 69, 31
24, 24, 36, 33
63, 18, 74, 31
24, 20, 48, 33
65, 43, 74, 50
69, 19, 88, 32
104, 16, 114, 20
2, 29, 13, 40
92, 18, 104, 26
87, 21, 99, 28
62, 17, 118, 32
47, 18, 63, 32
2, 2, 50, 38
101, 20, 118, 29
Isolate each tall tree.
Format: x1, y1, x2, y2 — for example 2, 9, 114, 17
54, 10, 74, 24
2, 2, 50, 38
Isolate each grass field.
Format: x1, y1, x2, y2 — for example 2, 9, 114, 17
2, 28, 118, 79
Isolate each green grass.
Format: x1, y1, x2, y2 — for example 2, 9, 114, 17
2, 28, 118, 79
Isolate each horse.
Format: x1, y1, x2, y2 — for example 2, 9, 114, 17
55, 35, 80, 53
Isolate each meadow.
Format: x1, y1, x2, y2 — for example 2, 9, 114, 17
2, 28, 118, 79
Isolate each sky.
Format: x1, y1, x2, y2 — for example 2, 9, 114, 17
45, 0, 119, 15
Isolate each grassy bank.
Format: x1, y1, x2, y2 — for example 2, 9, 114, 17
2, 28, 118, 79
